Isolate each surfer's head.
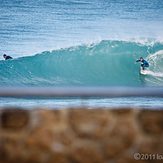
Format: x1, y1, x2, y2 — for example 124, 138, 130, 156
3, 54, 7, 59
140, 57, 144, 61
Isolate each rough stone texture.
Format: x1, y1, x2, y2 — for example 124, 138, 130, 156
138, 110, 163, 136
69, 109, 114, 139
1, 109, 29, 130
0, 108, 163, 163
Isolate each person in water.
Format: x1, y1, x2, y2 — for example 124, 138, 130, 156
136, 57, 149, 70
3, 54, 13, 60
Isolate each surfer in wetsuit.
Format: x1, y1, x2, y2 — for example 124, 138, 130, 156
136, 57, 149, 70
3, 54, 13, 60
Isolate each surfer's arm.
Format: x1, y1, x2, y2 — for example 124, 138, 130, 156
136, 59, 140, 62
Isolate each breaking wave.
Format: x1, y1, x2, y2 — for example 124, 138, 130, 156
0, 40, 163, 86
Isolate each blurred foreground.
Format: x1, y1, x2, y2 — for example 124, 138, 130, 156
0, 108, 163, 163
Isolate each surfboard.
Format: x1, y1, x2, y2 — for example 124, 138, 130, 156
140, 69, 148, 75
140, 67, 150, 75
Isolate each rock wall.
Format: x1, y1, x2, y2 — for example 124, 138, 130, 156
0, 108, 163, 163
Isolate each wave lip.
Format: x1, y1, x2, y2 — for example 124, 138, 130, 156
0, 40, 163, 86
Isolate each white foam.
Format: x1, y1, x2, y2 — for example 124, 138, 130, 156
141, 70, 163, 77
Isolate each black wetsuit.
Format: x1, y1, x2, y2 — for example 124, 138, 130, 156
136, 59, 149, 70
5, 56, 13, 60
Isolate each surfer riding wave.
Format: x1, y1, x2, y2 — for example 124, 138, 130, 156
136, 57, 149, 70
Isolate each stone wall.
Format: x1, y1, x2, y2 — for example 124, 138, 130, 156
0, 108, 163, 163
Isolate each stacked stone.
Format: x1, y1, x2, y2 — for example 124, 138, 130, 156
0, 108, 163, 163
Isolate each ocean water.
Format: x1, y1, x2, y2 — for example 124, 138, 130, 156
1, 41, 163, 87
0, 0, 163, 108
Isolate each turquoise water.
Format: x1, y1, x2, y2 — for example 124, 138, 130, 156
0, 0, 163, 107
0, 40, 163, 86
